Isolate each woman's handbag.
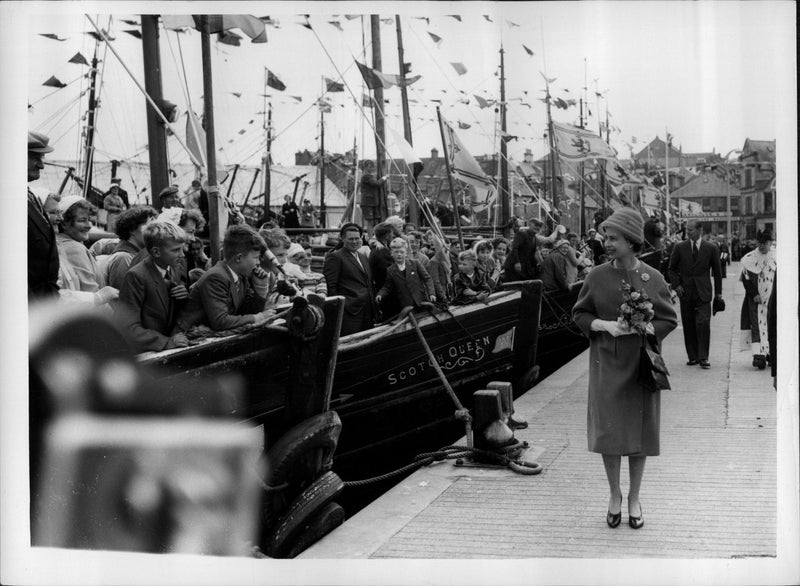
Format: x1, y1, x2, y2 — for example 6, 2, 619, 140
638, 333, 671, 392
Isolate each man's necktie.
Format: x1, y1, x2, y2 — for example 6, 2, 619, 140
692, 241, 698, 262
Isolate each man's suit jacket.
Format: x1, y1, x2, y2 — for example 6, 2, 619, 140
323, 248, 375, 319
504, 228, 538, 280
668, 238, 722, 303
28, 195, 59, 298
116, 256, 184, 352
377, 260, 435, 309
176, 262, 266, 332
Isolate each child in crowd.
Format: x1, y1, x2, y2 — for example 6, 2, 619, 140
406, 231, 430, 268
259, 227, 299, 307
427, 235, 453, 304
452, 249, 492, 305
116, 221, 191, 353
376, 237, 436, 316
473, 239, 501, 289
283, 242, 327, 297
176, 225, 274, 332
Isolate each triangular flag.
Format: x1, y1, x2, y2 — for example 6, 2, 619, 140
506, 20, 520, 28
458, 121, 471, 130
121, 19, 139, 26
522, 44, 534, 56
39, 33, 68, 41
355, 61, 421, 90
473, 94, 494, 109
238, 129, 246, 134
42, 75, 66, 88
68, 52, 89, 66
328, 21, 343, 31
448, 15, 462, 21
450, 62, 467, 75
229, 92, 242, 98
86, 29, 115, 41
483, 15, 493, 22
428, 32, 442, 46
325, 78, 344, 92
440, 115, 494, 189
124, 29, 142, 39
266, 69, 286, 91
344, 15, 360, 21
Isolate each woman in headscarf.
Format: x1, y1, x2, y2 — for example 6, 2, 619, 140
56, 195, 118, 307
739, 231, 776, 370
572, 207, 677, 530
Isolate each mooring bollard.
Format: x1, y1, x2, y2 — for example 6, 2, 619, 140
472, 390, 514, 456
487, 381, 528, 430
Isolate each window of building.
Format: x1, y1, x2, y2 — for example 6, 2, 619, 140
731, 198, 740, 213
744, 167, 754, 188
745, 196, 751, 214
764, 222, 774, 235
702, 198, 711, 211
764, 191, 773, 213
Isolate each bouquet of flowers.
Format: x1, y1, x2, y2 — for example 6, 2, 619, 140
618, 280, 655, 334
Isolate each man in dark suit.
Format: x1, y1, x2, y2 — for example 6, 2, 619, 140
668, 220, 723, 369
323, 223, 376, 335
116, 221, 192, 353
27, 131, 60, 299
376, 237, 435, 316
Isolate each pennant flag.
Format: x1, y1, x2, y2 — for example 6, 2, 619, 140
229, 92, 242, 98
162, 15, 267, 43
427, 32, 443, 46
448, 15, 462, 21
440, 116, 494, 189
328, 21, 343, 31
540, 72, 557, 84
522, 44, 534, 56
238, 129, 246, 135
86, 29, 115, 41
450, 62, 467, 75
68, 52, 89, 66
344, 15, 360, 21
325, 78, 345, 92
552, 122, 618, 162
355, 61, 421, 90
266, 69, 286, 91
458, 121, 471, 129
380, 18, 394, 25
388, 127, 424, 180
473, 94, 495, 109
289, 95, 302, 102
121, 19, 139, 26
124, 29, 142, 39
42, 76, 66, 88
316, 97, 332, 113
414, 17, 430, 25
300, 16, 312, 30
506, 20, 520, 28
457, 97, 470, 105
483, 15, 493, 22
39, 33, 68, 41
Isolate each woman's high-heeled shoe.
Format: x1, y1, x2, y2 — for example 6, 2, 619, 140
606, 496, 622, 528
628, 503, 644, 529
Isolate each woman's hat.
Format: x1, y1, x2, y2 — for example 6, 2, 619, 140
286, 242, 305, 258
600, 207, 645, 245
57, 195, 88, 214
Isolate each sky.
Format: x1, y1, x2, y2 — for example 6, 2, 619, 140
21, 0, 796, 191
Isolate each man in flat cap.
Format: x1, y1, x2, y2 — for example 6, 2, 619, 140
28, 131, 60, 298
158, 185, 182, 211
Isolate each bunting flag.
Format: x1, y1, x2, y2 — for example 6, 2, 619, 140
440, 116, 494, 189
458, 121, 471, 129
457, 97, 470, 105
316, 97, 332, 113
162, 15, 267, 43
42, 76, 66, 88
448, 15, 462, 21
39, 33, 68, 41
388, 128, 424, 180
328, 21, 343, 31
450, 62, 467, 76
229, 92, 242, 98
552, 122, 618, 162
522, 44, 534, 56
266, 69, 286, 91
325, 78, 344, 92
506, 20, 520, 28
344, 15, 360, 21
355, 61, 421, 90
124, 29, 143, 39
414, 17, 430, 25
552, 97, 570, 109
237, 129, 246, 135
68, 52, 89, 66
86, 29, 115, 41
427, 32, 443, 46
218, 30, 242, 45
289, 95, 302, 102
121, 19, 139, 26
483, 15, 493, 22
472, 94, 495, 109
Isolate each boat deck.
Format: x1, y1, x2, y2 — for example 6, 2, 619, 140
300, 262, 782, 560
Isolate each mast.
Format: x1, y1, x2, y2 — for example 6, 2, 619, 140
665, 128, 671, 238
436, 107, 464, 249
370, 15, 387, 222
545, 83, 559, 218
81, 44, 99, 202
225, 164, 239, 199
578, 58, 587, 235
141, 15, 170, 206
319, 107, 327, 227
200, 16, 222, 263
396, 15, 419, 226
499, 45, 511, 236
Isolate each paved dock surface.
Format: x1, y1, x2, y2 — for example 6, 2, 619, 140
302, 262, 779, 560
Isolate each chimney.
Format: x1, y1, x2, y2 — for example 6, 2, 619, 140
431, 147, 438, 159
524, 148, 533, 164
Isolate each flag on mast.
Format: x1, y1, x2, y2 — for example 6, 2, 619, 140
552, 122, 618, 162
388, 127, 423, 180
440, 115, 494, 190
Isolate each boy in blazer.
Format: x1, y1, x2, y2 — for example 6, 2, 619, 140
668, 220, 723, 369
376, 237, 436, 317
323, 223, 376, 335
116, 221, 192, 353
176, 225, 273, 333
